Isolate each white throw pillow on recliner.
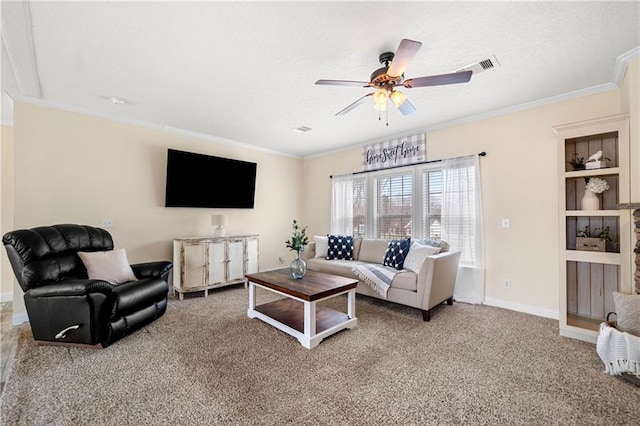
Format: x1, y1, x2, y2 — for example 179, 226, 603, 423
78, 248, 137, 284
402, 242, 441, 273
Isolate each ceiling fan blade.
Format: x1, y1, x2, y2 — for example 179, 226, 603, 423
395, 98, 417, 116
403, 70, 473, 88
387, 39, 422, 78
336, 93, 374, 116
315, 79, 371, 87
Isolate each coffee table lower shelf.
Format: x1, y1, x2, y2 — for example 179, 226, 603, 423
247, 284, 357, 349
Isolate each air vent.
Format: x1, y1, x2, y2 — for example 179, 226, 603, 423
292, 125, 312, 133
454, 55, 500, 75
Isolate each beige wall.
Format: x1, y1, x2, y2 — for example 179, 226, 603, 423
303, 89, 629, 317
10, 102, 305, 321
5, 58, 638, 323
1, 125, 15, 301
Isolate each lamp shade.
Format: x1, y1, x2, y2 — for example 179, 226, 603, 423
211, 214, 228, 227
389, 90, 407, 107
373, 89, 387, 106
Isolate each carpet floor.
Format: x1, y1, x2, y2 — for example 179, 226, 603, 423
1, 286, 638, 425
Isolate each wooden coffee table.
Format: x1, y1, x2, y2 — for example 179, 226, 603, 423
246, 268, 358, 349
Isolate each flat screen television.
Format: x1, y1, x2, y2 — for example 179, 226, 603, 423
165, 149, 257, 208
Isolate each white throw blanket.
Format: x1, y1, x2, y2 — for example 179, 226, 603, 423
352, 264, 401, 298
596, 322, 640, 377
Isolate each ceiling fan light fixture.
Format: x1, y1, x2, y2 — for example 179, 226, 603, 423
373, 89, 387, 107
389, 90, 407, 107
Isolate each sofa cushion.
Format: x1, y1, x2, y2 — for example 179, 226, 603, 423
306, 258, 417, 292
391, 271, 418, 292
326, 235, 354, 260
413, 239, 450, 252
358, 239, 391, 263
403, 242, 441, 273
306, 258, 365, 280
314, 235, 328, 258
383, 238, 411, 270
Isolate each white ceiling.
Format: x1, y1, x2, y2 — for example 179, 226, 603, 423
2, 1, 639, 158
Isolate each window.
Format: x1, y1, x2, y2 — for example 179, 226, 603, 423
373, 173, 412, 239
422, 170, 442, 239
329, 155, 484, 303
352, 177, 367, 237
330, 174, 367, 237
331, 165, 441, 240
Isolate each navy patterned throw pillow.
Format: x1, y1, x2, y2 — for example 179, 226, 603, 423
326, 235, 354, 260
383, 238, 411, 270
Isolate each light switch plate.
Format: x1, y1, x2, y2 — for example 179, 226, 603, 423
101, 218, 114, 228
501, 218, 510, 228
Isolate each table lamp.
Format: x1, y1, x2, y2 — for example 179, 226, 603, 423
211, 214, 227, 237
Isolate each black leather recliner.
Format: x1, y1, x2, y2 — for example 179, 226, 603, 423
2, 224, 172, 347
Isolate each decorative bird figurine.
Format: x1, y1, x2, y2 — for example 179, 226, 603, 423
585, 150, 604, 169
587, 150, 603, 162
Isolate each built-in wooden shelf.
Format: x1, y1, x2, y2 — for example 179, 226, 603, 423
565, 167, 619, 179
565, 210, 619, 216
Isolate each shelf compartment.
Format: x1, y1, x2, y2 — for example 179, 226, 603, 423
565, 250, 621, 264
564, 131, 619, 172
565, 216, 619, 253
565, 175, 619, 211
566, 260, 619, 322
565, 210, 619, 216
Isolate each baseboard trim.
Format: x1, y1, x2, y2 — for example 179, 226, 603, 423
0, 292, 13, 302
483, 297, 559, 320
12, 312, 29, 326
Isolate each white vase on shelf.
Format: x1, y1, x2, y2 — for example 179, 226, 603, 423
581, 189, 600, 210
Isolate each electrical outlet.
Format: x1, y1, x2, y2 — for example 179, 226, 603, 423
501, 218, 510, 228
101, 218, 114, 228
503, 279, 511, 289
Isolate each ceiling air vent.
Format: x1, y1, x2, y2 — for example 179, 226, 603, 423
292, 125, 312, 133
454, 55, 500, 75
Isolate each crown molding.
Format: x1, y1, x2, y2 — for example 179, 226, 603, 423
612, 46, 640, 86
306, 46, 639, 159
7, 93, 301, 159
305, 82, 616, 159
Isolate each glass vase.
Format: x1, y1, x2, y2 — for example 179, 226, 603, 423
290, 252, 307, 279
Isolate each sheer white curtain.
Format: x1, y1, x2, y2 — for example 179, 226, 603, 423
441, 155, 485, 304
330, 174, 355, 235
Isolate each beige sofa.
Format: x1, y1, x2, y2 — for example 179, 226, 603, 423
301, 238, 460, 321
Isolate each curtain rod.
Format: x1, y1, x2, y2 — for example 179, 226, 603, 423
330, 151, 486, 178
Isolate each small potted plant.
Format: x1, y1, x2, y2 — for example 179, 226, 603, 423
567, 154, 586, 171
285, 219, 309, 279
576, 225, 616, 252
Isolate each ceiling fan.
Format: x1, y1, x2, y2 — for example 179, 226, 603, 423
315, 39, 473, 119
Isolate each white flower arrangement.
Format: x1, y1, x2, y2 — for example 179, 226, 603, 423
586, 177, 609, 194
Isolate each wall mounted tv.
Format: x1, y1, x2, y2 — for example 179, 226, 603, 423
165, 149, 257, 208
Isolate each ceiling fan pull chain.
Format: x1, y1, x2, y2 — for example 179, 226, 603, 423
386, 103, 389, 126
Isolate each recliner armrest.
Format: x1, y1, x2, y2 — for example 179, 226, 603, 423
27, 279, 115, 298
131, 261, 173, 281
